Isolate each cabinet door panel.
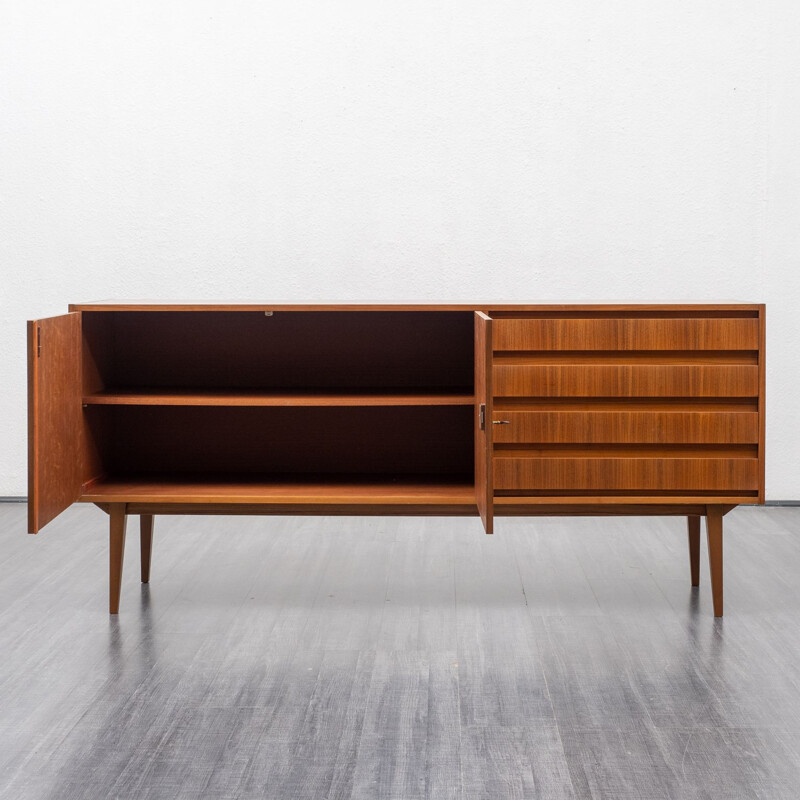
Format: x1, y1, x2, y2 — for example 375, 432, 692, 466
474, 312, 493, 533
28, 313, 82, 532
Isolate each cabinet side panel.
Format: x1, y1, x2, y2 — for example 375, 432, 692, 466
758, 304, 766, 502
27, 321, 36, 530
28, 313, 82, 532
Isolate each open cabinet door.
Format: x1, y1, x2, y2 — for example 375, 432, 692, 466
28, 313, 82, 533
474, 312, 493, 534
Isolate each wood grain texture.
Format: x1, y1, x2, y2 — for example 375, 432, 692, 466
123, 502, 478, 517
493, 458, 759, 492
758, 304, 766, 502
706, 505, 724, 616
81, 476, 476, 506
84, 388, 474, 407
27, 313, 83, 533
474, 312, 493, 534
494, 350, 758, 365
490, 410, 759, 444
493, 317, 759, 351
495, 501, 711, 514
494, 364, 759, 397
67, 301, 554, 312
68, 301, 764, 311
119, 501, 735, 517
494, 445, 756, 458
687, 515, 701, 587
109, 504, 127, 614
487, 305, 766, 584
26, 303, 765, 622
494, 398, 757, 410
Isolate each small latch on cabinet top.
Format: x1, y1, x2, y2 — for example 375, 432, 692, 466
479, 404, 485, 430
493, 420, 510, 425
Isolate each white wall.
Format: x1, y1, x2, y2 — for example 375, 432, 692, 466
1, 1, 798, 498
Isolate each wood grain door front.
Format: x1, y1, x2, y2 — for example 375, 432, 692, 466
490, 311, 763, 501
27, 313, 82, 532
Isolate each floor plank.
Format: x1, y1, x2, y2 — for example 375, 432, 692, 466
1, 504, 800, 799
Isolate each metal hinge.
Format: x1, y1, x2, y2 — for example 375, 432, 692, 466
37, 327, 41, 357
479, 403, 485, 430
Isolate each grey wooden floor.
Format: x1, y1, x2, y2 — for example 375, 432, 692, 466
1, 504, 800, 799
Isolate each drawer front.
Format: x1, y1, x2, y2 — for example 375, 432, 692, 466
493, 364, 759, 398
489, 309, 763, 500
494, 457, 760, 492
493, 318, 759, 351
491, 410, 759, 445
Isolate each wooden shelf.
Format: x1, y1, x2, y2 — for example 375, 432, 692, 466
80, 474, 476, 506
83, 388, 475, 407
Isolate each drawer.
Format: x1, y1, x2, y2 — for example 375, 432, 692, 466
491, 410, 760, 444
493, 318, 759, 351
493, 457, 760, 492
493, 365, 759, 398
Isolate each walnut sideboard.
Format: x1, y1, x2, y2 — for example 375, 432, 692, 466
27, 302, 766, 615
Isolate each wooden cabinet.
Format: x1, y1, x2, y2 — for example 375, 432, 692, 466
28, 303, 766, 616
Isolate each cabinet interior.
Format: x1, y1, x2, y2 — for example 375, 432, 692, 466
80, 311, 476, 489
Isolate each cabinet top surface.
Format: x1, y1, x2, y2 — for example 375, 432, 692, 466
68, 301, 765, 312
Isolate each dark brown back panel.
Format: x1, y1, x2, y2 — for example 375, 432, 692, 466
90, 311, 474, 390
91, 405, 473, 477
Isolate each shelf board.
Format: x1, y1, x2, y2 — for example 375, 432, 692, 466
80, 474, 476, 506
83, 388, 475, 407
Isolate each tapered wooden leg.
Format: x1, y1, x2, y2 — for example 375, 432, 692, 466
140, 515, 154, 584
706, 505, 724, 617
687, 515, 701, 587
109, 504, 128, 615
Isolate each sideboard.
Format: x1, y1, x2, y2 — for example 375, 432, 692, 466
27, 302, 766, 615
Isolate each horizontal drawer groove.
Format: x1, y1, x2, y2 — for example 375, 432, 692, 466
493, 457, 759, 491
490, 410, 759, 443
489, 310, 759, 320
493, 444, 758, 458
494, 489, 759, 498
493, 318, 759, 351
492, 397, 758, 411
493, 350, 758, 365
494, 365, 759, 397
